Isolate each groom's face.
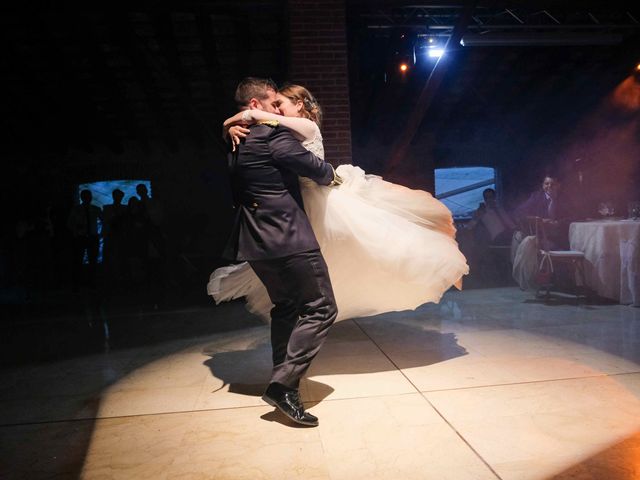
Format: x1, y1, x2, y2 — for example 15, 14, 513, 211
254, 88, 280, 114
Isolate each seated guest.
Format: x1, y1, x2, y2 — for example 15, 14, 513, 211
464, 189, 516, 284
515, 175, 570, 249
467, 188, 516, 246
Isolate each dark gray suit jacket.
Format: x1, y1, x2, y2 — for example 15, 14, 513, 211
515, 190, 569, 222
223, 123, 334, 261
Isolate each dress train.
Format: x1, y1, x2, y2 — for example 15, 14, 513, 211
208, 164, 469, 322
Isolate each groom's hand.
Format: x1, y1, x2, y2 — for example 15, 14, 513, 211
228, 125, 250, 151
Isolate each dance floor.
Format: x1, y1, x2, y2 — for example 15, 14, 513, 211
1, 287, 639, 479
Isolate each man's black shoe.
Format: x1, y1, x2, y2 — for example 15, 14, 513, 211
262, 383, 319, 427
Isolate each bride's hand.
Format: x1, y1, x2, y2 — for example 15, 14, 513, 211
228, 125, 250, 151
223, 110, 255, 130
243, 109, 271, 122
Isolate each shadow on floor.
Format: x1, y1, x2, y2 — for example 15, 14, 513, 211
202, 318, 467, 396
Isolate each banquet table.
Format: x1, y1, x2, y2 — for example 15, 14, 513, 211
569, 219, 640, 306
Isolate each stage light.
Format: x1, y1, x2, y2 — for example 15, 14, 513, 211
633, 63, 640, 83
399, 63, 408, 72
415, 34, 444, 60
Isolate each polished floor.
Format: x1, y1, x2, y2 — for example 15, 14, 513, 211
1, 287, 640, 479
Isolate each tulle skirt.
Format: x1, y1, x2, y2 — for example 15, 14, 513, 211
208, 164, 469, 322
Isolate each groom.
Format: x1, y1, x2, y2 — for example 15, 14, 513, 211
222, 77, 340, 426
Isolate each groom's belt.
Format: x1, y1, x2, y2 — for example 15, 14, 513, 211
235, 192, 292, 210
235, 196, 260, 209
236, 194, 274, 209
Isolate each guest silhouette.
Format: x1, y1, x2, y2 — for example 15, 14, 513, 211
67, 189, 102, 290
138, 184, 165, 306
102, 189, 127, 286
468, 188, 516, 246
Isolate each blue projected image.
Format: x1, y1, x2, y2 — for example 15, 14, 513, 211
77, 180, 152, 209
435, 167, 496, 219
77, 180, 152, 263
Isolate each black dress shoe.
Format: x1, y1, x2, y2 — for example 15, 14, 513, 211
262, 383, 319, 427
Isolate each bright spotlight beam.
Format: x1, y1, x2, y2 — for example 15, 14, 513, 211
428, 48, 445, 58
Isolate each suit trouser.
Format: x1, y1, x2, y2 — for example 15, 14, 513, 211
249, 249, 338, 389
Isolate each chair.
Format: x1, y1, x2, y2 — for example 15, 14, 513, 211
526, 216, 587, 301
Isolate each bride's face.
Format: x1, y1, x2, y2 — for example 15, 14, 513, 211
276, 94, 302, 117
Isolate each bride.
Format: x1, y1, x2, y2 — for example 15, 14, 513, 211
208, 84, 469, 321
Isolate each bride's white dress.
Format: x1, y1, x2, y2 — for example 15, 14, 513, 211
208, 124, 469, 322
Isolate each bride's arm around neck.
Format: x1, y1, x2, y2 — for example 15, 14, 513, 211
227, 110, 318, 142
270, 114, 318, 143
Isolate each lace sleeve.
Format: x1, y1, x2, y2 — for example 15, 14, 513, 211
301, 123, 324, 160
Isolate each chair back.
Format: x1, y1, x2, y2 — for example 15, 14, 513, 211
525, 216, 548, 252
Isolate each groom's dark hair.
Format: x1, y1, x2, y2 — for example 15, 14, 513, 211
234, 77, 278, 108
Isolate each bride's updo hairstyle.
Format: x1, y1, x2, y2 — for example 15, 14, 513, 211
279, 84, 323, 128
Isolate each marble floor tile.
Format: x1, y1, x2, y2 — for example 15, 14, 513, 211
452, 329, 572, 357
314, 335, 382, 359
0, 394, 101, 425
194, 379, 268, 410
80, 413, 195, 480
489, 455, 601, 480
478, 423, 640, 480
614, 371, 640, 396
110, 353, 212, 391
96, 385, 203, 418
424, 375, 640, 473
544, 430, 640, 480
355, 319, 474, 358
395, 352, 520, 391
195, 326, 271, 356
164, 407, 330, 480
194, 342, 274, 409
312, 394, 497, 480
425, 374, 640, 423
325, 319, 372, 343
0, 356, 132, 401
303, 347, 416, 401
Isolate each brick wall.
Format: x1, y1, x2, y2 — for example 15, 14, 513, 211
288, 0, 352, 165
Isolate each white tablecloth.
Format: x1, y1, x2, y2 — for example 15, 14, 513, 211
569, 220, 640, 306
